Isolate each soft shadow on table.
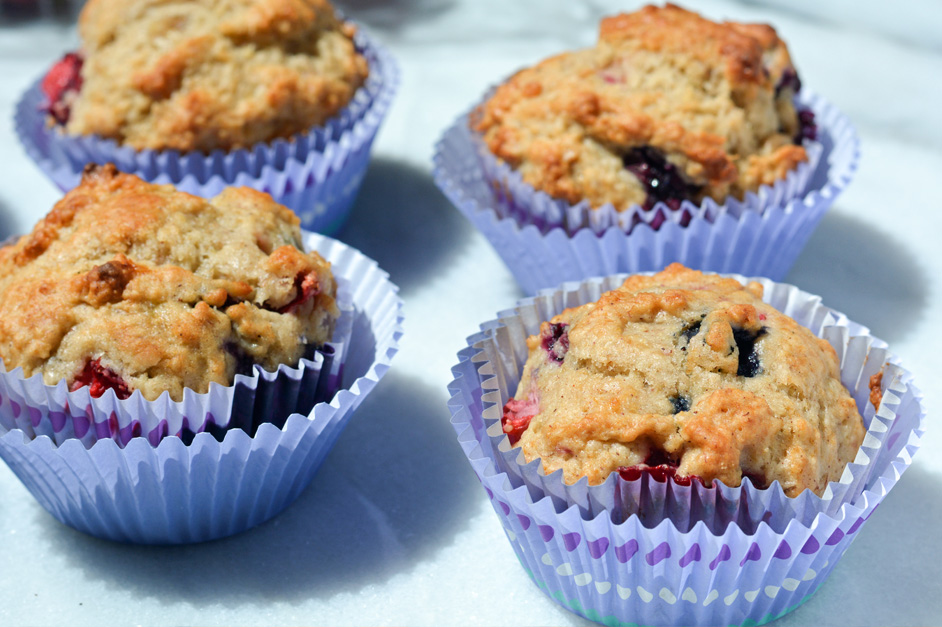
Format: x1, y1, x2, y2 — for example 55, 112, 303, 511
776, 464, 942, 626
336, 157, 473, 295
786, 208, 928, 343
36, 370, 483, 605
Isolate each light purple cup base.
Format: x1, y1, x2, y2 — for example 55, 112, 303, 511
15, 25, 400, 235
446, 274, 924, 626
0, 233, 403, 544
433, 90, 859, 295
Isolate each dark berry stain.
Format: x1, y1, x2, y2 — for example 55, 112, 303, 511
732, 327, 767, 377
796, 109, 817, 143
622, 146, 702, 213
681, 320, 702, 343
224, 342, 256, 377
70, 358, 132, 400
775, 68, 802, 97
669, 395, 691, 414
742, 470, 769, 490
541, 322, 569, 363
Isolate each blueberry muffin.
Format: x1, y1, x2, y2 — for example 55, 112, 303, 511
0, 164, 339, 401
42, 0, 368, 151
474, 4, 816, 212
502, 264, 867, 497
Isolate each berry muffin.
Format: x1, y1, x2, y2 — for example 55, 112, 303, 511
0, 164, 339, 402
0, 228, 402, 544
449, 269, 922, 626
502, 264, 866, 497
473, 4, 815, 213
43, 0, 368, 152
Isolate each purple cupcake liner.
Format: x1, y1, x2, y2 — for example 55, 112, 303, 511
446, 274, 924, 626
14, 24, 399, 235
433, 91, 858, 294
0, 233, 403, 544
0, 230, 357, 450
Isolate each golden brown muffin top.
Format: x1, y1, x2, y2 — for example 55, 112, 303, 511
0, 165, 339, 401
475, 4, 809, 211
503, 264, 866, 497
66, 0, 368, 151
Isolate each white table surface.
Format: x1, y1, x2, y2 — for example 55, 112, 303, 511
1, 1, 940, 625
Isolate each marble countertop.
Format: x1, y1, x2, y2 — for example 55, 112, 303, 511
0, 1, 940, 625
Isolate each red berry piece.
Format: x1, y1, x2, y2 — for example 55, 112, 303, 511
277, 271, 320, 314
70, 358, 132, 400
541, 322, 569, 363
41, 52, 84, 125
501, 395, 539, 445
617, 463, 704, 487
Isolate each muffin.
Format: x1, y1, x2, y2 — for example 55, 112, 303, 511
44, 0, 367, 151
448, 270, 924, 626
473, 4, 814, 214
17, 0, 399, 234
0, 230, 403, 544
434, 4, 857, 295
502, 264, 865, 497
0, 163, 338, 402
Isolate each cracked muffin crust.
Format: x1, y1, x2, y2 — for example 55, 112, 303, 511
474, 4, 813, 212
0, 165, 339, 401
47, 0, 368, 151
502, 264, 867, 498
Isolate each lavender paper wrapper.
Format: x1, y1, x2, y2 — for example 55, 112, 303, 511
446, 275, 924, 626
0, 233, 403, 544
434, 91, 858, 294
0, 230, 357, 450
15, 25, 399, 235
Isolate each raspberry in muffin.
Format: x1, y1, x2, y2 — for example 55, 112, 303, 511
501, 264, 867, 497
42, 0, 368, 152
474, 4, 814, 213
0, 164, 339, 401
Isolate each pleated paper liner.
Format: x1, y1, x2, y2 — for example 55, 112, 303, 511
446, 273, 924, 626
0, 232, 403, 544
15, 24, 399, 235
433, 90, 858, 294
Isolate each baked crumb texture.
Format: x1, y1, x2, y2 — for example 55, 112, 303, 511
0, 165, 339, 402
65, 0, 368, 151
474, 4, 809, 211
504, 263, 866, 497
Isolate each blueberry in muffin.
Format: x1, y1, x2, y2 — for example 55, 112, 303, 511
501, 264, 868, 497
474, 4, 816, 214
41, 0, 368, 152
0, 164, 339, 401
